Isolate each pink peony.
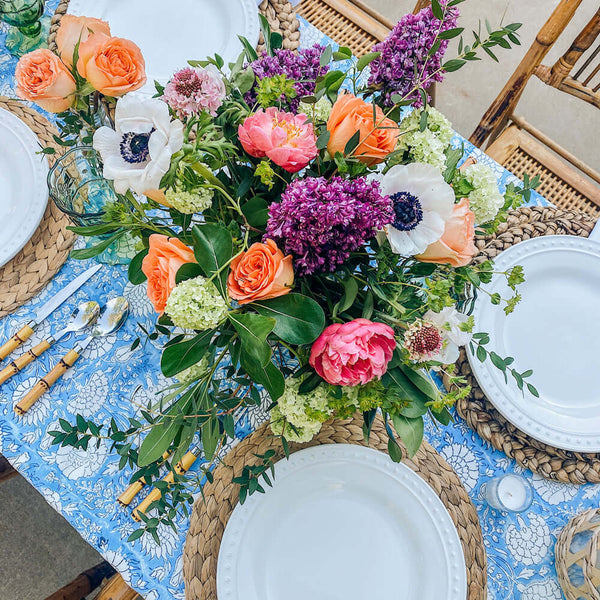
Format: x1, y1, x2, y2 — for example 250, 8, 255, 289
162, 66, 226, 118
238, 107, 317, 173
309, 318, 396, 386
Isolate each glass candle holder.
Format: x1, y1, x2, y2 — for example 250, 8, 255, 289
0, 0, 49, 57
47, 146, 117, 227
481, 474, 534, 513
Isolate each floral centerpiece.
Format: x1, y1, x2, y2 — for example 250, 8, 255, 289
17, 1, 538, 539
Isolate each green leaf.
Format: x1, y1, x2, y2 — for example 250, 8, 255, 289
252, 293, 325, 345
175, 262, 204, 284
344, 130, 361, 156
443, 59, 466, 72
392, 414, 424, 457
439, 27, 464, 40
160, 330, 214, 377
387, 437, 403, 463
356, 51, 380, 71
228, 312, 275, 367
527, 383, 540, 398
431, 0, 444, 19
202, 417, 220, 461
338, 277, 359, 314
397, 363, 438, 400
241, 356, 285, 400
490, 351, 506, 371
241, 197, 270, 228
128, 248, 149, 285
192, 224, 233, 297
70, 230, 125, 260
316, 130, 330, 150
476, 345, 487, 362
382, 367, 429, 417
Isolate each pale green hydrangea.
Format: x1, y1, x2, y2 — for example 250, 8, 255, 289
176, 356, 210, 384
397, 107, 454, 171
165, 187, 214, 215
299, 96, 333, 123
463, 163, 505, 223
165, 276, 228, 331
269, 378, 332, 443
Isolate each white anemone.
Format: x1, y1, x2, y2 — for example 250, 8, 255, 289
425, 307, 472, 364
379, 162, 455, 256
93, 95, 184, 195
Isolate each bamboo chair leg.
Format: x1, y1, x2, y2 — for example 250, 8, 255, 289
44, 561, 116, 600
413, 0, 431, 13
95, 574, 140, 600
470, 0, 584, 148
0, 454, 17, 482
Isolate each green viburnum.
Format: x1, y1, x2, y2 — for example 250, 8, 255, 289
299, 96, 333, 123
176, 357, 210, 384
165, 187, 214, 214
397, 107, 454, 171
255, 160, 275, 190
255, 74, 297, 108
269, 378, 331, 443
462, 163, 505, 224
164, 276, 229, 330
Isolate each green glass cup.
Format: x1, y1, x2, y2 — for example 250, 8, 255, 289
0, 0, 49, 57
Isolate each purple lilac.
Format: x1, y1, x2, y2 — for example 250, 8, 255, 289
245, 45, 329, 112
368, 3, 460, 108
265, 177, 393, 275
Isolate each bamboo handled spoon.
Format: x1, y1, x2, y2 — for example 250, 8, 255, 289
15, 297, 129, 415
0, 301, 100, 386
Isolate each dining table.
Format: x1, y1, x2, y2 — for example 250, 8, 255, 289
0, 2, 595, 600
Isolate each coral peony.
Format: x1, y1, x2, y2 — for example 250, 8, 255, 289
238, 107, 317, 173
141, 234, 196, 314
327, 93, 397, 166
228, 239, 294, 305
55, 14, 111, 67
77, 33, 146, 96
15, 49, 76, 113
416, 198, 477, 267
309, 318, 396, 386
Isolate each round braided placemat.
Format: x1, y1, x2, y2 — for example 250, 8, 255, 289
183, 416, 486, 600
49, 0, 300, 54
443, 206, 600, 485
0, 98, 74, 317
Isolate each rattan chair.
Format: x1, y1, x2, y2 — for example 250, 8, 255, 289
470, 0, 600, 217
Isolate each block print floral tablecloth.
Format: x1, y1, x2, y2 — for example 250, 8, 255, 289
0, 4, 591, 600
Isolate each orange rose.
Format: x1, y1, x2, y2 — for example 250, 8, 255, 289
15, 49, 76, 113
55, 14, 111, 67
416, 199, 477, 267
77, 33, 146, 97
141, 234, 196, 314
228, 239, 294, 305
327, 93, 397, 166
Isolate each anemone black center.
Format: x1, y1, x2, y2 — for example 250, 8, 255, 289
391, 191, 423, 231
120, 130, 153, 164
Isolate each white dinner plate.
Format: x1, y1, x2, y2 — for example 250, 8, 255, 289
68, 0, 260, 95
468, 235, 600, 451
0, 107, 48, 267
217, 445, 467, 600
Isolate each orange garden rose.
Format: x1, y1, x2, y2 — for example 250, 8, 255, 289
326, 93, 398, 166
228, 239, 294, 305
77, 33, 146, 96
141, 234, 196, 314
15, 49, 77, 113
416, 199, 477, 267
55, 14, 111, 67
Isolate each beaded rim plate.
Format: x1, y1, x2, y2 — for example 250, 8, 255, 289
0, 106, 48, 268
217, 444, 467, 600
468, 235, 600, 452
67, 0, 260, 95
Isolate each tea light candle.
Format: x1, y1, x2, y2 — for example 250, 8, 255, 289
482, 474, 533, 512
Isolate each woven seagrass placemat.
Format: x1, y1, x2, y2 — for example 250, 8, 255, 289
0, 98, 74, 317
183, 416, 486, 600
49, 0, 300, 54
443, 206, 600, 485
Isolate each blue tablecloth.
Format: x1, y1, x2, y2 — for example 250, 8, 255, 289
0, 4, 589, 600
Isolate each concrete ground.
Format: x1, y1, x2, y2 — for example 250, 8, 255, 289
1, 2, 598, 600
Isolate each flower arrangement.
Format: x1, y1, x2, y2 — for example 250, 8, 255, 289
19, 3, 540, 539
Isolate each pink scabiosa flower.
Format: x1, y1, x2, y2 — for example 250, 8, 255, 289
238, 107, 317, 173
162, 65, 226, 118
309, 318, 396, 386
403, 320, 444, 362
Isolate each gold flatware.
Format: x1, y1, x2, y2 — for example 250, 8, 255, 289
0, 301, 100, 385
15, 297, 128, 415
117, 451, 171, 507
0, 264, 102, 361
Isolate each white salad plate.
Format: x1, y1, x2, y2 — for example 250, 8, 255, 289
217, 444, 467, 600
0, 107, 48, 268
468, 235, 600, 451
68, 0, 260, 95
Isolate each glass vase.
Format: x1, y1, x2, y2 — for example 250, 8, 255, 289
0, 0, 49, 57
